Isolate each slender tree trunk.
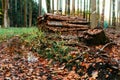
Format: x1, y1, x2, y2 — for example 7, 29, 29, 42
29, 0, 32, 27
112, 0, 116, 26
24, 0, 27, 27
2, 0, 9, 28
46, 0, 51, 13
109, 0, 111, 26
86, 0, 88, 20
80, 0, 82, 16
20, 0, 23, 26
77, 0, 79, 15
52, 0, 54, 14
57, 0, 59, 11
118, 0, 120, 26
39, 0, 42, 15
88, 0, 91, 21
96, 0, 100, 26
83, 0, 86, 18
59, 0, 62, 15
72, 0, 75, 15
101, 0, 105, 28
67, 0, 70, 16
65, 0, 68, 15
90, 0, 97, 28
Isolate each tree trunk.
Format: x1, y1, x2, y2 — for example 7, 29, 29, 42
46, 0, 51, 13
101, 0, 105, 28
39, 0, 42, 15
72, 0, 75, 15
112, 0, 116, 26
67, 0, 70, 16
77, 0, 79, 15
90, 0, 97, 28
52, 0, 54, 14
109, 0, 111, 26
29, 0, 32, 27
24, 0, 27, 27
59, 0, 62, 15
83, 0, 86, 18
65, 0, 68, 15
96, 0, 100, 27
2, 0, 9, 28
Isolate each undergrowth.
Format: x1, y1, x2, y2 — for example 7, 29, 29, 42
0, 27, 72, 64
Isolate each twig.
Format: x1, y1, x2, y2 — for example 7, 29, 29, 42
96, 42, 116, 54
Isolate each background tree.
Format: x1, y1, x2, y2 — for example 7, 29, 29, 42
0, 0, 3, 25
65, 0, 68, 15
101, 0, 105, 28
29, 0, 32, 27
24, 0, 27, 27
39, 0, 42, 15
46, 0, 51, 13
2, 0, 9, 28
67, 0, 70, 15
112, 0, 116, 26
72, 0, 75, 15
83, 0, 86, 18
90, 0, 97, 28
109, 0, 112, 26
77, 0, 80, 15
52, 0, 54, 14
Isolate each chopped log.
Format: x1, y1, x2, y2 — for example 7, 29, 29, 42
44, 13, 86, 21
37, 13, 90, 34
47, 21, 90, 28
78, 29, 109, 45
67, 21, 90, 25
46, 26, 89, 32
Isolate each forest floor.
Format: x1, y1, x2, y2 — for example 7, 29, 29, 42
0, 28, 120, 80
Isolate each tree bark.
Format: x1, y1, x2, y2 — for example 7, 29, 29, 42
39, 0, 42, 15
52, 0, 54, 14
44, 13, 86, 21
24, 0, 27, 27
90, 0, 97, 28
67, 0, 70, 16
101, 0, 105, 28
46, 0, 51, 13
2, 0, 9, 28
29, 0, 32, 27
72, 0, 75, 15
109, 0, 111, 26
112, 0, 116, 26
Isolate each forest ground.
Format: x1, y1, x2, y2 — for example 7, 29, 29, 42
0, 27, 120, 80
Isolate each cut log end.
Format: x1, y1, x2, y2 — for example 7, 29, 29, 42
78, 29, 109, 45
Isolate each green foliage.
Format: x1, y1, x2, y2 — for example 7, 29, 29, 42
0, 27, 72, 64
30, 31, 72, 63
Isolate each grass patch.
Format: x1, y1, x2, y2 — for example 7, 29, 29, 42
0, 27, 41, 42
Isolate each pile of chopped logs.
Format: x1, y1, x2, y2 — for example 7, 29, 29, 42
37, 13, 109, 45
37, 13, 90, 35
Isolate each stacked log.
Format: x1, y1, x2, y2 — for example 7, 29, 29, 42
37, 13, 90, 35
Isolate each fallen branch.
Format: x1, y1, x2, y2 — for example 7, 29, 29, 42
96, 42, 116, 54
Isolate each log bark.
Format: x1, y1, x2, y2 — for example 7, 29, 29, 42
46, 26, 89, 32
44, 13, 86, 21
46, 21, 90, 28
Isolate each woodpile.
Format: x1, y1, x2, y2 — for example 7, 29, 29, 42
37, 13, 90, 35
37, 13, 109, 45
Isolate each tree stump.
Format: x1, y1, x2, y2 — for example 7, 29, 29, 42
79, 29, 109, 45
